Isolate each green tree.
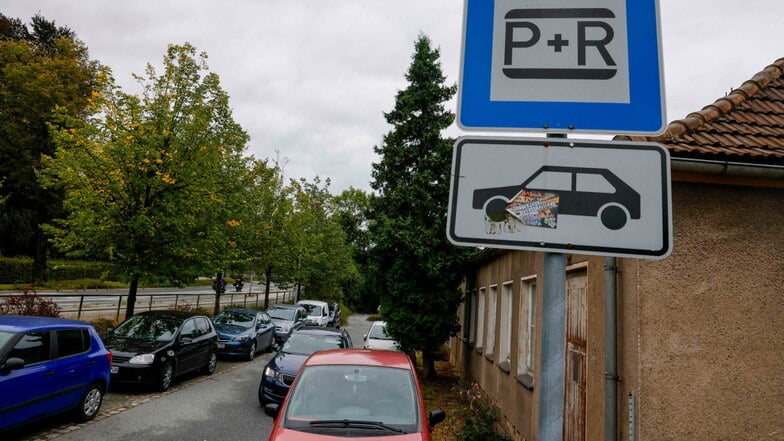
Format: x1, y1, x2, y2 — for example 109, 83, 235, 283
333, 187, 372, 310
368, 34, 472, 378
0, 14, 101, 282
39, 43, 249, 318
287, 177, 357, 303
231, 157, 293, 308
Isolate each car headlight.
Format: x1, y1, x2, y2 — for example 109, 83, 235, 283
129, 353, 155, 365
264, 366, 280, 380
232, 335, 250, 342
280, 325, 291, 333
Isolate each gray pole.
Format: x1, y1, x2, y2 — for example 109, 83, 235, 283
537, 251, 567, 441
604, 257, 618, 441
537, 132, 568, 441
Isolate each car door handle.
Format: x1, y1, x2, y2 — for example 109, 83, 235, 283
87, 360, 96, 366
44, 370, 55, 377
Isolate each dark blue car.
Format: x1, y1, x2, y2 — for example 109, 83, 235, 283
258, 326, 352, 406
0, 315, 112, 432
212, 308, 275, 361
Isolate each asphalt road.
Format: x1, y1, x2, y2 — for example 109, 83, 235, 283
5, 314, 373, 441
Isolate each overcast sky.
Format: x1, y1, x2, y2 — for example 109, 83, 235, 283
4, 0, 782, 193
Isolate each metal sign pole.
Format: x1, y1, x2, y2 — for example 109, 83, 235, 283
537, 133, 568, 441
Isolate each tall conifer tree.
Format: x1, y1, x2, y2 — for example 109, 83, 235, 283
369, 34, 472, 378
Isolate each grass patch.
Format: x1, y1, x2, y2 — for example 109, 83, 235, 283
420, 360, 465, 441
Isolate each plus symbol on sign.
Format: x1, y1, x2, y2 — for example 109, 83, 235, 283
547, 34, 569, 52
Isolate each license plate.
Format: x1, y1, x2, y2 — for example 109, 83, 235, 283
111, 366, 119, 374
217, 343, 225, 349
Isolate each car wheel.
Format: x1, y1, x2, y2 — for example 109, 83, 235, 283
75, 383, 103, 422
203, 351, 217, 375
600, 204, 628, 230
247, 342, 257, 361
158, 361, 174, 392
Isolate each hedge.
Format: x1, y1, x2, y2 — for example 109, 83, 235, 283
0, 257, 123, 284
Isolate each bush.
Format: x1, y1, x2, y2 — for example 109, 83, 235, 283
0, 287, 61, 317
454, 382, 511, 441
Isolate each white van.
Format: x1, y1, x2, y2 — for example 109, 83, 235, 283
295, 300, 330, 327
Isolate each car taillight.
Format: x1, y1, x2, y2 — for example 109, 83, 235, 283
106, 351, 113, 364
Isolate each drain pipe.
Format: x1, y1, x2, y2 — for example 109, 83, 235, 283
604, 257, 618, 441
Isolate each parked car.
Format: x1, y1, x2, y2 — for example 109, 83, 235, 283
0, 316, 112, 432
363, 321, 400, 351
212, 308, 275, 361
327, 302, 341, 328
267, 304, 307, 345
103, 310, 217, 392
263, 348, 446, 440
296, 300, 330, 327
258, 326, 352, 406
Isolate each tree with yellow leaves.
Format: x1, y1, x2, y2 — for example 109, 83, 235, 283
39, 43, 249, 318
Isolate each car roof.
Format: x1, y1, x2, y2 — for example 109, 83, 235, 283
219, 307, 260, 315
293, 326, 346, 336
267, 303, 300, 309
0, 315, 94, 332
135, 310, 199, 319
304, 348, 412, 369
297, 300, 328, 305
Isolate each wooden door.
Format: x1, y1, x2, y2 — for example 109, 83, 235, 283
564, 272, 587, 441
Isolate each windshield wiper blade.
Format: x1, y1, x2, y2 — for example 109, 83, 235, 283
309, 419, 405, 434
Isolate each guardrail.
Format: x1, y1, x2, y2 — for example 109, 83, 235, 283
0, 289, 295, 322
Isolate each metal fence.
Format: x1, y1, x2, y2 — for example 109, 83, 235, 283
0, 289, 296, 322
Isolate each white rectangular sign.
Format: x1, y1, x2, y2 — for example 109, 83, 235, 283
447, 137, 672, 258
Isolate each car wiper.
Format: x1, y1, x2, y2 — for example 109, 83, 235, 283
309, 419, 405, 434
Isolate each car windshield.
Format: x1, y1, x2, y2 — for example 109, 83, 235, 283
369, 324, 395, 340
112, 315, 181, 341
0, 330, 15, 348
268, 308, 295, 321
213, 310, 254, 328
301, 304, 322, 316
283, 365, 420, 434
282, 333, 346, 355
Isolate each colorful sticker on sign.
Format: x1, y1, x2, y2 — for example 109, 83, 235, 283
505, 190, 559, 228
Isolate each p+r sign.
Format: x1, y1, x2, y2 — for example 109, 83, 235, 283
458, 0, 666, 135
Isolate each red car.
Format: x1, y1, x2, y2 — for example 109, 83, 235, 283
263, 349, 445, 440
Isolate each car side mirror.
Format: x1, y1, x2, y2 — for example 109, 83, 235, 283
363, 334, 368, 341
263, 403, 280, 418
1, 357, 25, 372
180, 336, 194, 344
428, 409, 446, 428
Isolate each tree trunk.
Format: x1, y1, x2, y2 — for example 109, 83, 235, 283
421, 350, 437, 380
263, 264, 272, 309
125, 273, 140, 319
32, 228, 48, 284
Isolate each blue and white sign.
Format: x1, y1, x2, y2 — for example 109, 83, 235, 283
447, 136, 672, 259
458, 0, 666, 134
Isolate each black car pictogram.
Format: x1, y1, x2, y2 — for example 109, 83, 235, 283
472, 165, 640, 230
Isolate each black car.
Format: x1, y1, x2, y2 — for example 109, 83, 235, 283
103, 310, 218, 392
327, 302, 341, 328
258, 326, 353, 406
212, 308, 275, 360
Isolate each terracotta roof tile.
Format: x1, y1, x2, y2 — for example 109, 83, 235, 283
617, 58, 784, 165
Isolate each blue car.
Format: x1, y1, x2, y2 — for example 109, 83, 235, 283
0, 315, 112, 432
212, 308, 275, 361
258, 326, 352, 406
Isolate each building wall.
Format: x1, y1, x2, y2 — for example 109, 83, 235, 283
450, 181, 784, 441
617, 182, 784, 440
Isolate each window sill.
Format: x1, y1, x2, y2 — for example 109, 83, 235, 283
485, 352, 494, 362
474, 346, 483, 355
516, 373, 535, 391
498, 360, 511, 374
